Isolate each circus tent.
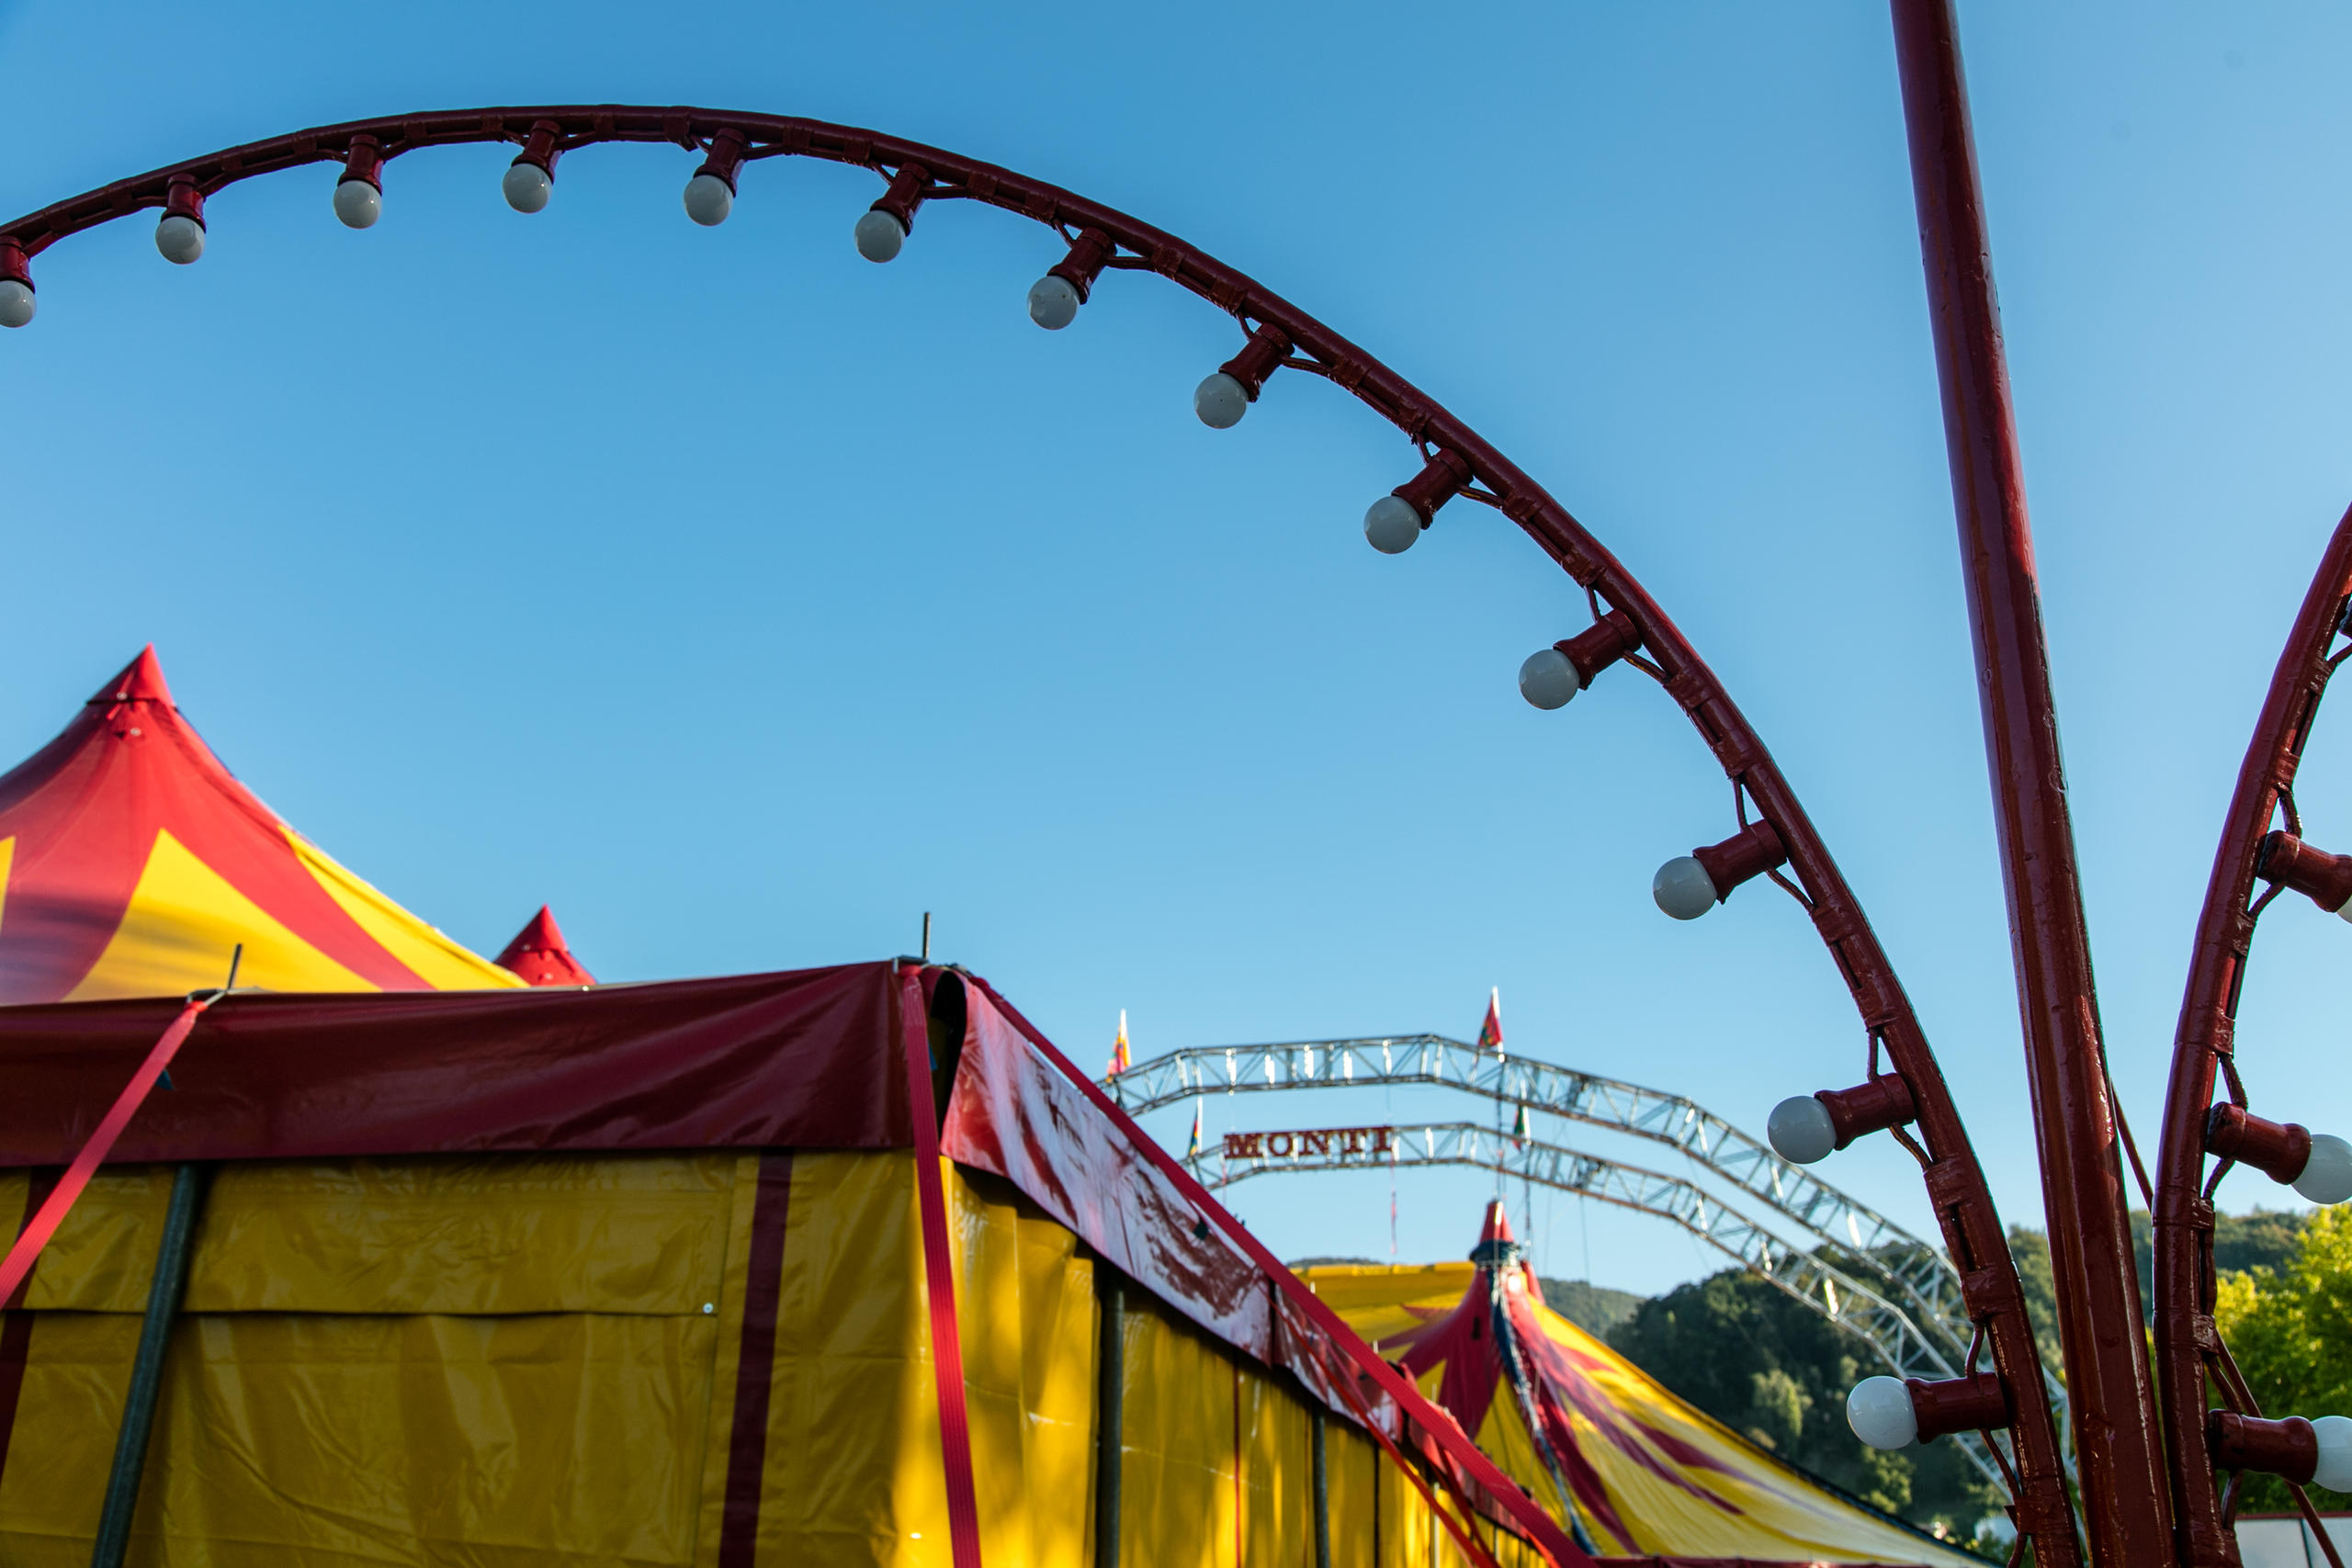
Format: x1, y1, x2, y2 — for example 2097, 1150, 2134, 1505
0, 650, 1963, 1567
494, 904, 596, 986
0, 648, 522, 1003
1303, 1205, 1979, 1565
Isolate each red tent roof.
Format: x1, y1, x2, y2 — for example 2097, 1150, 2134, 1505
0, 648, 520, 1004
494, 906, 595, 987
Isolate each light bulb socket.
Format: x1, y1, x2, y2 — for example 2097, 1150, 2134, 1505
1045, 228, 1114, 304
869, 162, 932, 233
2209, 1411, 2318, 1483
341, 133, 386, 193
1391, 448, 1476, 528
1216, 321, 1294, 402
511, 118, 566, 179
1690, 819, 1788, 905
1554, 610, 1644, 687
2257, 829, 2352, 912
0, 237, 30, 293
163, 175, 206, 231
2205, 1102, 2313, 1187
1906, 1372, 2009, 1443
693, 128, 751, 194
1815, 1074, 1918, 1151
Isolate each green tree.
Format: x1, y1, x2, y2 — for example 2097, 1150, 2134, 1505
1609, 1269, 1997, 1540
2213, 1205, 2352, 1513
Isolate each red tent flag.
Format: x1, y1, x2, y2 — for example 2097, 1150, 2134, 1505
1476, 987, 1503, 1052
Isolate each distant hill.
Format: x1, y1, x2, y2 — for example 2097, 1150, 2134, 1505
1284, 1257, 1645, 1338
1537, 1277, 1645, 1337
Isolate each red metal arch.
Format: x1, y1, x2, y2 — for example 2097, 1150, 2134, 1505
0, 103, 2077, 1562
2156, 508, 2352, 1563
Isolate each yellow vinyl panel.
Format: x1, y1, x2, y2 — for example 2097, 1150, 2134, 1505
1324, 1420, 1381, 1568
0, 1153, 746, 1568
735, 1155, 1102, 1568
1236, 1361, 1312, 1568
16, 1166, 176, 1313
0, 1306, 720, 1568
1118, 1297, 1243, 1568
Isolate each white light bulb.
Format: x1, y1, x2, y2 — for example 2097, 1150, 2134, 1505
333, 179, 381, 230
0, 281, 32, 329
1769, 1095, 1838, 1165
2314, 1415, 2352, 1491
1194, 372, 1249, 429
854, 209, 907, 263
683, 173, 733, 227
1028, 274, 1080, 330
1518, 648, 1581, 711
1846, 1376, 1917, 1450
503, 162, 552, 214
2338, 897, 2352, 925
1363, 495, 1423, 555
2296, 1133, 2352, 1204
1652, 856, 1718, 920
154, 215, 205, 265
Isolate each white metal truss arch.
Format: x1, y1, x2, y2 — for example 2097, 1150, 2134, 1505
1107, 1034, 2072, 1476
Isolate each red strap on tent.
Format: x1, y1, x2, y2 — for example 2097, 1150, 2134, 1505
1312, 1335, 1505, 1568
0, 996, 210, 1307
964, 976, 1588, 1568
898, 966, 984, 1568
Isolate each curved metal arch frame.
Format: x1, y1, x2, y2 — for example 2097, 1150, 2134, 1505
0, 102, 2075, 1561
2156, 505, 2352, 1564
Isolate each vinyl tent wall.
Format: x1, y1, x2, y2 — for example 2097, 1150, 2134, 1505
0, 963, 1569, 1568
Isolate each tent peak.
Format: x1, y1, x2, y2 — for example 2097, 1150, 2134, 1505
496, 906, 595, 987
1467, 1199, 1522, 1270
87, 645, 175, 709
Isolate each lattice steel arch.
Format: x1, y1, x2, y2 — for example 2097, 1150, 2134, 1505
0, 97, 2075, 1562
1116, 1033, 2075, 1477
1210, 1118, 2010, 1493
1112, 1035, 1967, 1339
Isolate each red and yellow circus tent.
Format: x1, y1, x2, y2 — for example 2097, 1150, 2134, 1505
0, 648, 522, 1003
0, 653, 1598, 1568
1305, 1206, 1978, 1566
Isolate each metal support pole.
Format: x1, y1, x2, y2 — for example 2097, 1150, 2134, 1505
1889, 3, 2172, 1562
89, 1163, 205, 1568
1312, 1406, 1331, 1568
1095, 1276, 1124, 1568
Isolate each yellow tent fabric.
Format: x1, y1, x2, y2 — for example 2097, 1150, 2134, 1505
1303, 1258, 1982, 1567
0, 1155, 1534, 1568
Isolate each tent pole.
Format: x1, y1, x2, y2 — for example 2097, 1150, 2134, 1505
89, 1162, 204, 1568
1312, 1406, 1330, 1568
1095, 1275, 1124, 1568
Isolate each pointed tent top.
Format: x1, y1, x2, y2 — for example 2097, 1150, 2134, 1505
90, 645, 175, 708
495, 906, 595, 987
1468, 1199, 1526, 1276
0, 647, 525, 1004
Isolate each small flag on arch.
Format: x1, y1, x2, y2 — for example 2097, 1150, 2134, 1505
1107, 1010, 1132, 1077
1476, 987, 1503, 1053
1187, 1100, 1204, 1161
1511, 1101, 1530, 1149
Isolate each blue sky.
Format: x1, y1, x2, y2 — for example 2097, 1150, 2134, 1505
3, 3, 2348, 1295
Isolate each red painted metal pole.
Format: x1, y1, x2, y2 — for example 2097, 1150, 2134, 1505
1889, 4, 2174, 1562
